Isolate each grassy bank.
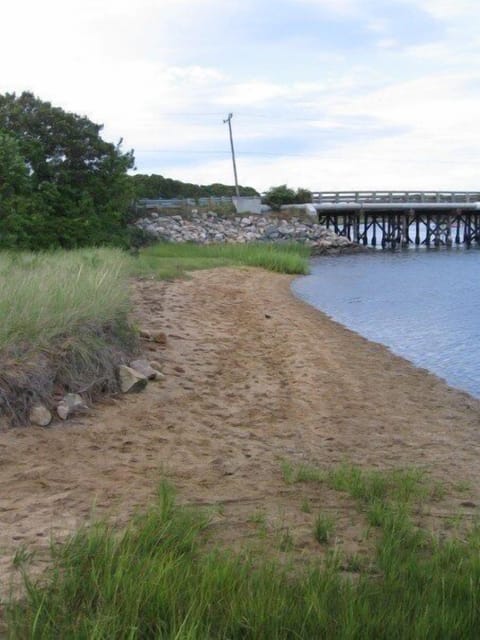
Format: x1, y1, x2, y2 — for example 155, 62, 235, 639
0, 248, 136, 424
0, 243, 308, 425
134, 242, 310, 279
6, 465, 480, 639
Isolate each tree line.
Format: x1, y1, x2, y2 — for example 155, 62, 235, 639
131, 174, 258, 200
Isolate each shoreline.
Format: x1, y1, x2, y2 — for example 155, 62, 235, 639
2, 266, 480, 598
298, 248, 480, 400
291, 274, 480, 403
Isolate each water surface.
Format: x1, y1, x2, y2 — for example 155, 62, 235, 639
292, 248, 480, 398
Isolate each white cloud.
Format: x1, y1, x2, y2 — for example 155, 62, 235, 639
405, 0, 480, 18
376, 38, 399, 49
214, 82, 291, 106
294, 0, 361, 15
366, 18, 390, 34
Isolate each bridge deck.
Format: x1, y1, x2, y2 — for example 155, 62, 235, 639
314, 201, 480, 213
312, 191, 480, 205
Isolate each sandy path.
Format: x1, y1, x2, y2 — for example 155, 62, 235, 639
1, 267, 480, 597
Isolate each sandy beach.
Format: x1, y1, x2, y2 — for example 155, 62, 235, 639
1, 267, 480, 596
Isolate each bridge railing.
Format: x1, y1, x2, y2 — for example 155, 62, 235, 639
311, 191, 480, 204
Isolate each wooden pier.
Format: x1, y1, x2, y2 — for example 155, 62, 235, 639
313, 191, 480, 248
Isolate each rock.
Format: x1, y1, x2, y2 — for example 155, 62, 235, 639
152, 331, 168, 345
57, 393, 89, 420
133, 211, 352, 250
130, 359, 158, 380
139, 328, 152, 340
29, 404, 52, 427
118, 365, 148, 393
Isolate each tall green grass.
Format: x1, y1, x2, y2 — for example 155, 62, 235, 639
0, 249, 131, 352
7, 468, 480, 639
134, 242, 310, 279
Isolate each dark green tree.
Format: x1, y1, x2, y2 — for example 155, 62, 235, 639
0, 92, 135, 249
263, 185, 312, 210
0, 132, 40, 247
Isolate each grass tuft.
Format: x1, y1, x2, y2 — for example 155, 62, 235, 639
7, 468, 480, 639
314, 514, 335, 544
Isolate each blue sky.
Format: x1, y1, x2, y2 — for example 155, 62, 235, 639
2, 0, 480, 191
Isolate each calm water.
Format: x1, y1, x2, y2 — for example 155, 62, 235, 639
292, 248, 480, 398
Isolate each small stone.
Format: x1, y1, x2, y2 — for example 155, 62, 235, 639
29, 404, 52, 427
56, 393, 89, 420
139, 328, 152, 340
149, 360, 163, 371
130, 359, 158, 380
118, 365, 148, 393
152, 331, 167, 345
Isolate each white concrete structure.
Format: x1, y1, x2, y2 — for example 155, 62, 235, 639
233, 196, 262, 214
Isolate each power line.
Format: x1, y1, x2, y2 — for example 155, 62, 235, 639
134, 149, 476, 164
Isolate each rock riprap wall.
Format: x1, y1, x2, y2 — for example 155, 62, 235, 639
135, 212, 353, 252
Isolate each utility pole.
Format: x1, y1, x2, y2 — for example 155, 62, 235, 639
223, 113, 240, 197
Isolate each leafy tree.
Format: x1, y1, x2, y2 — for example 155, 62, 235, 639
294, 187, 313, 204
0, 92, 134, 249
0, 132, 40, 247
0, 132, 30, 198
263, 185, 312, 210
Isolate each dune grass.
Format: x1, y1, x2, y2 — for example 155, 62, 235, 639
0, 248, 131, 353
133, 242, 310, 279
6, 466, 480, 639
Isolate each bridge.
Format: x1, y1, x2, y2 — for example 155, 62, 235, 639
312, 191, 480, 248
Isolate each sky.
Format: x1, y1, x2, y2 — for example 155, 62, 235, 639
1, 0, 480, 192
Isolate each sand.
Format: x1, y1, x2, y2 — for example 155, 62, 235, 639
1, 267, 480, 597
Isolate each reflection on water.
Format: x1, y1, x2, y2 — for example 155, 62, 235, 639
292, 247, 480, 398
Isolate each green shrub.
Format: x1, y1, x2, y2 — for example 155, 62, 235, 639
263, 185, 313, 210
